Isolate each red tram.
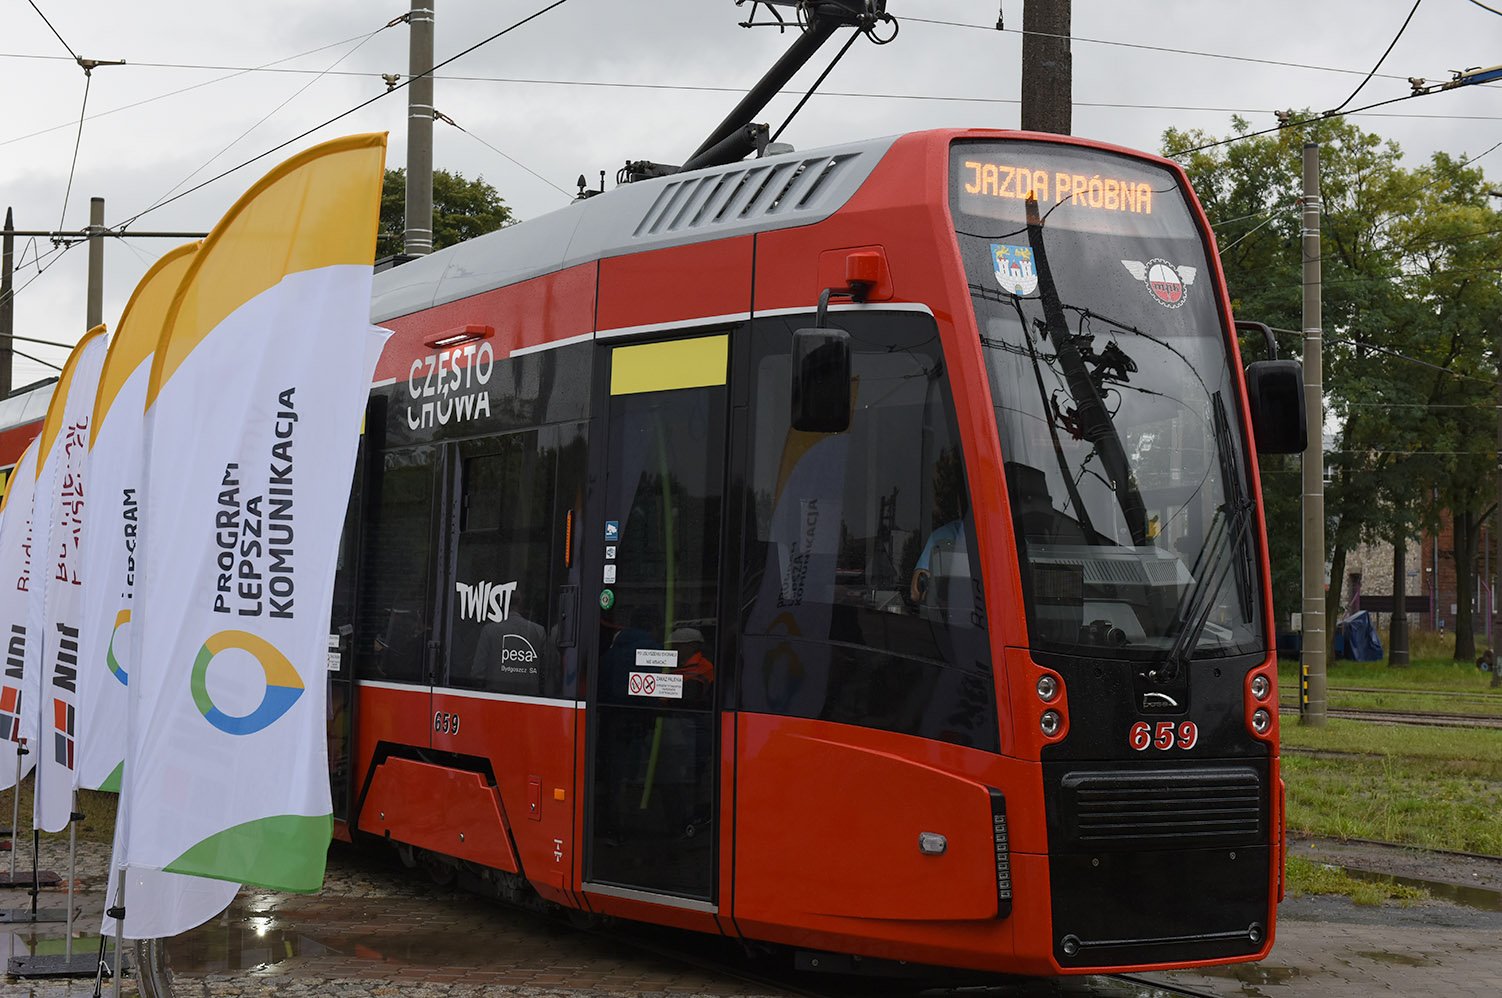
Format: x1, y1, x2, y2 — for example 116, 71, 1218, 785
329, 121, 1305, 977
0, 378, 57, 496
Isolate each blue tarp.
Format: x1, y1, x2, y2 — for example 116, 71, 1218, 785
1337, 610, 1384, 661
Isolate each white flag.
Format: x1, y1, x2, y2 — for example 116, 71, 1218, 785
76, 243, 200, 794
121, 133, 388, 937
0, 441, 40, 790
27, 326, 108, 832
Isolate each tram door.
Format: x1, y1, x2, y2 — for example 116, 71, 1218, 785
585, 332, 728, 904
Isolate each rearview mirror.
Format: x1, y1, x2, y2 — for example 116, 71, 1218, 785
791, 326, 851, 433
1245, 359, 1306, 454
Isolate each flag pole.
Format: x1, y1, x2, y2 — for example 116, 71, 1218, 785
66, 791, 76, 960
110, 870, 124, 998
7, 746, 17, 881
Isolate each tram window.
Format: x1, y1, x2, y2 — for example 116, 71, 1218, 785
446, 431, 562, 696
357, 445, 439, 683
739, 312, 997, 749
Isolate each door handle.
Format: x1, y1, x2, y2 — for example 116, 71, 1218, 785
557, 585, 579, 649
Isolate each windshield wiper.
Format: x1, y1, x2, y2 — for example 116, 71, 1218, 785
1024, 197, 1150, 545
1157, 392, 1252, 682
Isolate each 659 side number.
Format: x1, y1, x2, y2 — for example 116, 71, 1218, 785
1129, 720, 1197, 751
434, 711, 461, 735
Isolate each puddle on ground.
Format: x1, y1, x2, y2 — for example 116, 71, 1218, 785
161, 913, 482, 974
1189, 962, 1303, 986
1339, 868, 1502, 912
1356, 949, 1430, 966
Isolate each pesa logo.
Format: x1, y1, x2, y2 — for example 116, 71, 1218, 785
499, 634, 538, 673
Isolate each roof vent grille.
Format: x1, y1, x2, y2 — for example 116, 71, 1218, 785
633, 154, 860, 238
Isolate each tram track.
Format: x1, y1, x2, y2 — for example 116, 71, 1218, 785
591, 917, 1244, 998
1276, 702, 1502, 728
1323, 685, 1502, 702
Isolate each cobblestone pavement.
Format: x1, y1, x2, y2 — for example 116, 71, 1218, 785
2, 833, 1500, 997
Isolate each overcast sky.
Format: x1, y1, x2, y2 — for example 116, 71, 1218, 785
1, 0, 1500, 386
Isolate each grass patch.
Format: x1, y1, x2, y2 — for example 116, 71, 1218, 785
1284, 854, 1428, 905
0, 776, 119, 844
1279, 721, 1502, 854
1311, 689, 1502, 717
1277, 655, 1496, 694
1281, 719, 1502, 774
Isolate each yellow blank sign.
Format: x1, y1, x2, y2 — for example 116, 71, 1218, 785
610, 334, 728, 396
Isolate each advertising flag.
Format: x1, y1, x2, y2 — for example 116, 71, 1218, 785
0, 441, 40, 791
26, 325, 108, 832
121, 132, 388, 935
76, 243, 200, 795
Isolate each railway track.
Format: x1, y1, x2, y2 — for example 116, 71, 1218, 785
594, 915, 1236, 998
1325, 685, 1502, 701
1277, 702, 1502, 728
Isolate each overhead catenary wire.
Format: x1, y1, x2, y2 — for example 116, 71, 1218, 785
11, 347, 63, 372
1326, 0, 1423, 115
0, 31, 400, 151
434, 112, 574, 201
902, 13, 1444, 84
10, 68, 1502, 158
1168, 89, 1439, 156
25, 0, 80, 63
140, 26, 391, 220
1322, 336, 1498, 385
113, 0, 576, 232
56, 71, 92, 232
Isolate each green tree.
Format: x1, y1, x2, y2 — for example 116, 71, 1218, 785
379, 168, 514, 252
1161, 115, 1502, 664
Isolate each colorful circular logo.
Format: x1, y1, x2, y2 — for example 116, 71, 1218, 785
1145, 259, 1189, 308
191, 630, 304, 735
106, 609, 131, 686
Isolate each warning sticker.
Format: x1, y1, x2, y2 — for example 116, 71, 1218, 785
636, 649, 677, 669
628, 671, 685, 699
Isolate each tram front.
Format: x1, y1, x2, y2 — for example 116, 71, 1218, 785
949, 137, 1302, 971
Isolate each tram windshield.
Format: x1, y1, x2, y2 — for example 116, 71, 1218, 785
949, 140, 1263, 664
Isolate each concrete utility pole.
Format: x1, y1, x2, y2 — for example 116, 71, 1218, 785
2, 213, 206, 373
1494, 327, 1502, 684
1300, 143, 1327, 725
1020, 1, 1072, 135
86, 197, 105, 331
405, 0, 435, 257
1, 208, 14, 396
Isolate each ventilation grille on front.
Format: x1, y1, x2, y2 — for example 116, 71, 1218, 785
1061, 767, 1262, 847
632, 154, 862, 238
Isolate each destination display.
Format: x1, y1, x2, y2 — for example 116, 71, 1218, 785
959, 160, 1155, 216
951, 141, 1194, 236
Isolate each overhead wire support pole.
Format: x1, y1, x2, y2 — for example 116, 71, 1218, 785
1300, 142, 1326, 726
406, 1, 436, 257
87, 197, 104, 331
1, 208, 13, 395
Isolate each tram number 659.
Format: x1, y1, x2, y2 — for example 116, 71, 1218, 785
434, 711, 461, 735
1129, 720, 1197, 751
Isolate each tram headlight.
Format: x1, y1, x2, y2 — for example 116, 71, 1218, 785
1250, 675, 1270, 701
1036, 675, 1059, 702
1251, 708, 1271, 734
1040, 709, 1062, 737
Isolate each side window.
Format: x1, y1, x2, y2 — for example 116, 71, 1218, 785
739, 311, 996, 750
446, 431, 561, 696
357, 445, 439, 683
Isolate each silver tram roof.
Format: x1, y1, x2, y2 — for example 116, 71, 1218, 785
370, 134, 900, 325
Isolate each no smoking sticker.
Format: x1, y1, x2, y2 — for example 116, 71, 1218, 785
627, 671, 684, 699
